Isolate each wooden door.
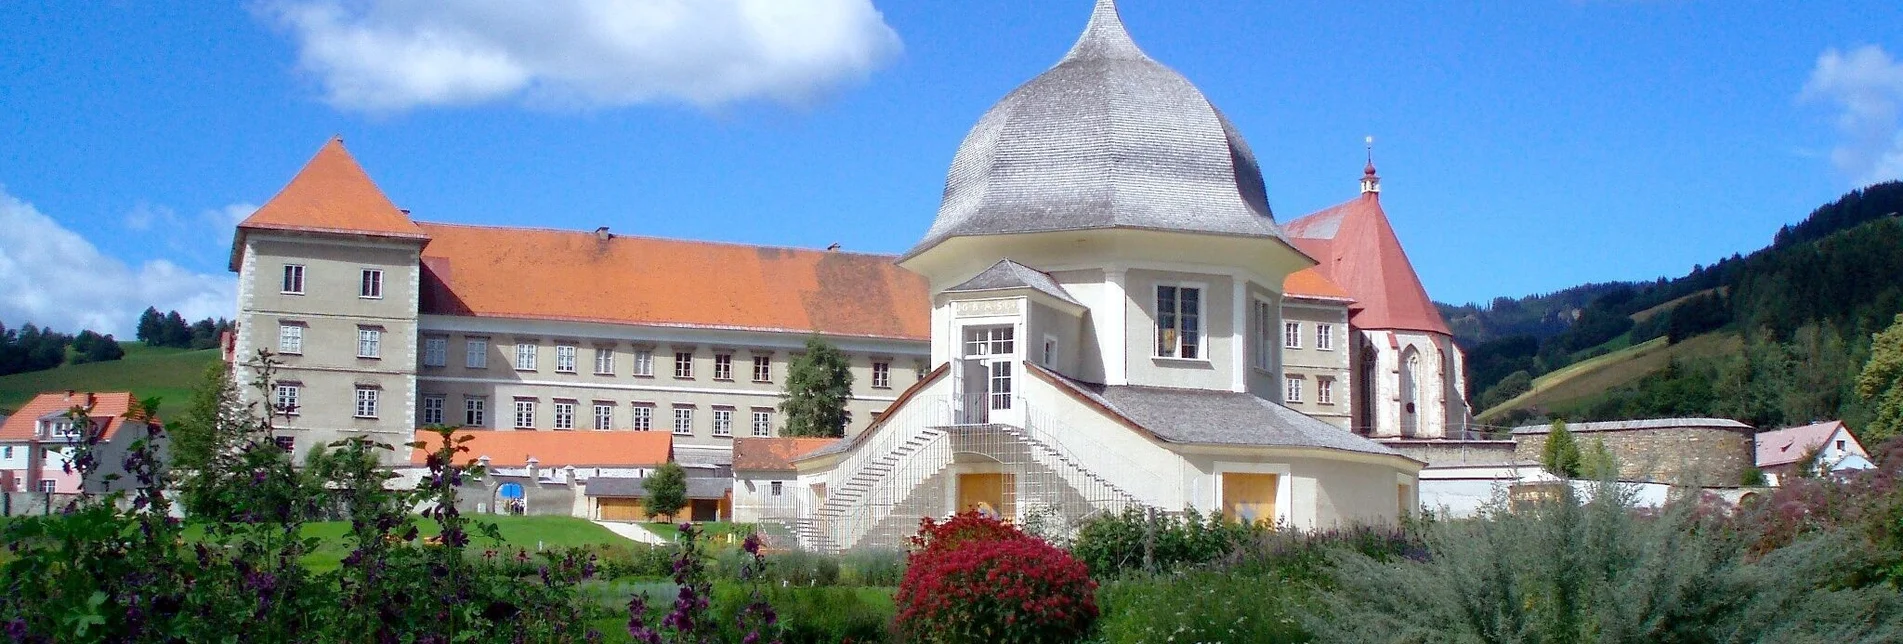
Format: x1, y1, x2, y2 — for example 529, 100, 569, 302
1221, 473, 1279, 525
597, 497, 646, 522
956, 473, 1015, 520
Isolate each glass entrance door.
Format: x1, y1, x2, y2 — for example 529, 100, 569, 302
955, 325, 1015, 424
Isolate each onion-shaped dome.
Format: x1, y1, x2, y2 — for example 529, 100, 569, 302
908, 0, 1281, 257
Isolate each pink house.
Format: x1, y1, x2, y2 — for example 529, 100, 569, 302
0, 391, 157, 495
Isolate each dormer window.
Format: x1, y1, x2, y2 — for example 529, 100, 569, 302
1154, 285, 1202, 359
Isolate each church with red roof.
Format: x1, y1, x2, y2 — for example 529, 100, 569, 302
1283, 156, 1472, 438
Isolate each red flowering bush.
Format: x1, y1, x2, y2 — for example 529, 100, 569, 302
896, 512, 1098, 643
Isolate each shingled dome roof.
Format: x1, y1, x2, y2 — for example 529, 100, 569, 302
907, 0, 1281, 258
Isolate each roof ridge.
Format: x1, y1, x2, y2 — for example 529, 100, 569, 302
414, 220, 902, 260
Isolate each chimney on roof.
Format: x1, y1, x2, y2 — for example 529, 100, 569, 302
827, 243, 841, 251
595, 226, 611, 241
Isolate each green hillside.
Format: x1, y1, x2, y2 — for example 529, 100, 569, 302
1478, 332, 1741, 424
0, 344, 217, 415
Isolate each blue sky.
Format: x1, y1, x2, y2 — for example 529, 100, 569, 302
3, 0, 1901, 336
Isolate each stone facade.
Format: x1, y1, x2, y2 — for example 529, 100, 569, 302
1511, 419, 1754, 486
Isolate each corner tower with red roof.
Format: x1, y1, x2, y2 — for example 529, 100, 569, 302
1284, 158, 1472, 438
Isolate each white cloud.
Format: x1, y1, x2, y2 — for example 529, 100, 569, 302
121, 201, 258, 260
1802, 45, 1903, 186
257, 0, 903, 113
0, 186, 236, 337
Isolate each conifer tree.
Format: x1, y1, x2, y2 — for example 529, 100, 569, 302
780, 337, 855, 438
1541, 420, 1583, 479
136, 307, 163, 345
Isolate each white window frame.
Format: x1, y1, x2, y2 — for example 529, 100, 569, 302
1284, 321, 1302, 349
555, 345, 578, 373
423, 337, 448, 367
631, 404, 654, 431
281, 264, 305, 294
279, 324, 303, 355
357, 328, 381, 359
751, 409, 773, 437
275, 384, 300, 416
466, 338, 489, 369
552, 401, 576, 430
422, 395, 445, 425
515, 343, 537, 371
1285, 376, 1304, 403
594, 403, 614, 430
713, 354, 734, 381
672, 406, 694, 436
513, 400, 536, 429
674, 352, 694, 379
594, 347, 615, 375
465, 397, 487, 427
354, 387, 380, 419
872, 361, 892, 389
1317, 377, 1335, 405
633, 350, 654, 377
1153, 283, 1205, 360
770, 481, 783, 496
38, 480, 57, 494
752, 355, 772, 382
359, 268, 383, 299
712, 407, 734, 437
1316, 323, 1335, 351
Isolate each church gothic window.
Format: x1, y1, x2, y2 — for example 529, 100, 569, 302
1155, 285, 1201, 359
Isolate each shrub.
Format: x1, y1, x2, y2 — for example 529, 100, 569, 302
715, 585, 894, 644
897, 512, 1097, 644
842, 547, 907, 587
1305, 482, 1903, 643
720, 546, 840, 586
1096, 572, 1312, 644
1071, 507, 1263, 578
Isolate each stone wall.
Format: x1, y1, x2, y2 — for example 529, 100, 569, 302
1380, 439, 1520, 468
1513, 422, 1752, 486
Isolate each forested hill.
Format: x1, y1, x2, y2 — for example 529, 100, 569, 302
1443, 180, 1903, 429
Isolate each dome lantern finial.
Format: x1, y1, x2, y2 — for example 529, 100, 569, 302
1063, 0, 1147, 62
1361, 135, 1381, 195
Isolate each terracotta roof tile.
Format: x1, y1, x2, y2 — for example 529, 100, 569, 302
1282, 267, 1352, 301
230, 138, 427, 270
417, 223, 931, 340
1756, 421, 1850, 467
731, 437, 840, 472
408, 430, 672, 468
0, 392, 142, 441
1284, 194, 1451, 335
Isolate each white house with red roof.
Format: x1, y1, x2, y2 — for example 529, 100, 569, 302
0, 391, 159, 495
1755, 421, 1874, 485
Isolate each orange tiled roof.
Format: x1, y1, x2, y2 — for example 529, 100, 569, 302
417, 222, 932, 340
1282, 267, 1352, 302
1284, 192, 1452, 335
409, 430, 673, 468
230, 138, 427, 270
731, 437, 840, 472
0, 392, 144, 442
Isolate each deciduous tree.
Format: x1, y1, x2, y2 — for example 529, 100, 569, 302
643, 462, 689, 521
1857, 313, 1903, 444
780, 337, 854, 438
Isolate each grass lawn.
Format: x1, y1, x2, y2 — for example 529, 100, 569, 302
1479, 331, 1743, 422
640, 521, 755, 546
184, 515, 635, 572
0, 344, 218, 414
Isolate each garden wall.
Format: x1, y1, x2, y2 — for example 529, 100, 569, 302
1511, 418, 1754, 486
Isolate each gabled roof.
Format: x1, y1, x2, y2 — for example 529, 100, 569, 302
0, 392, 144, 442
732, 437, 840, 472
1284, 190, 1449, 335
1756, 421, 1857, 468
1282, 267, 1352, 302
409, 430, 672, 469
945, 259, 1084, 307
235, 138, 425, 238
416, 223, 931, 340
1027, 364, 1411, 460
